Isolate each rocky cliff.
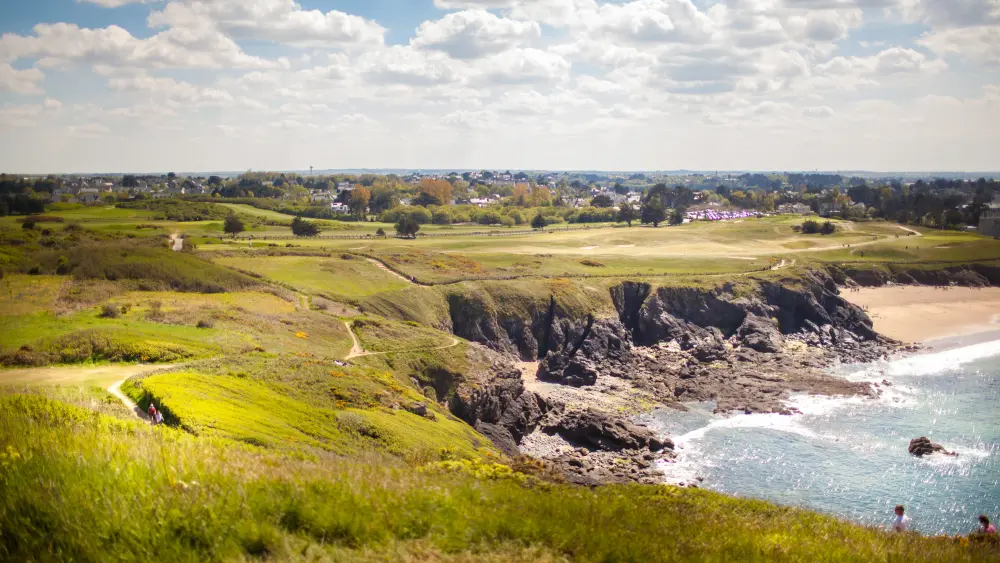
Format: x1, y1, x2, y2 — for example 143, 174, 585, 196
439, 268, 908, 483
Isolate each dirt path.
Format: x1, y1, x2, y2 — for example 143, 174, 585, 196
366, 258, 413, 285
343, 320, 460, 360
770, 259, 796, 271
108, 379, 150, 420
106, 364, 179, 420
345, 321, 367, 359
896, 225, 922, 237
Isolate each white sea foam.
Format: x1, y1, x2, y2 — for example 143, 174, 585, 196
886, 339, 1000, 377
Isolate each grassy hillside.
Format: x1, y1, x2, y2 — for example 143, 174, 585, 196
213, 253, 410, 302
1, 394, 995, 562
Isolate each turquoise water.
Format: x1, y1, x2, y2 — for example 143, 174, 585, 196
644, 340, 1000, 536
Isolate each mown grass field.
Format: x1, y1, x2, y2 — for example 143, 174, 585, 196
1, 394, 995, 562
213, 253, 410, 302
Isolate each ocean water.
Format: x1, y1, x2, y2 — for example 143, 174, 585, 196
642, 340, 1000, 536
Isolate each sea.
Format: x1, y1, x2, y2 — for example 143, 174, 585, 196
642, 336, 1000, 536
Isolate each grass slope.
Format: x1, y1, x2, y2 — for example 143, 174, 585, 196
0, 394, 995, 562
120, 355, 487, 458
213, 253, 410, 302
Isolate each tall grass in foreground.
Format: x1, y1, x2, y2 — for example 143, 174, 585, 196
1, 394, 997, 562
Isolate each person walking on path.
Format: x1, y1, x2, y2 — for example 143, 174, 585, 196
890, 505, 910, 532
147, 403, 158, 425
979, 515, 997, 535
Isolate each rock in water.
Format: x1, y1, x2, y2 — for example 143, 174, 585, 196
908, 436, 958, 457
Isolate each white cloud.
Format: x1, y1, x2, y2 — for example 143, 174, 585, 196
804, 105, 834, 117
472, 48, 571, 85
359, 46, 461, 86
108, 73, 234, 105
68, 123, 112, 138
78, 0, 151, 7
0, 100, 61, 127
901, 0, 1000, 28
0, 63, 44, 94
918, 26, 1000, 66
148, 0, 385, 48
816, 47, 946, 85
0, 23, 273, 69
412, 10, 539, 59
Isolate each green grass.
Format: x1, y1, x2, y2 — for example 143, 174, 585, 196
352, 317, 457, 353
213, 253, 410, 302
120, 355, 487, 458
1, 393, 995, 562
0, 281, 353, 366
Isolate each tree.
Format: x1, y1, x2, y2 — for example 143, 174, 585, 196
531, 213, 547, 230
820, 221, 836, 235
223, 214, 245, 238
669, 206, 687, 226
419, 179, 453, 204
208, 175, 223, 186
591, 194, 614, 208
349, 187, 371, 219
617, 202, 637, 227
396, 216, 420, 239
291, 216, 321, 237
641, 198, 666, 227
412, 192, 442, 207
375, 227, 386, 238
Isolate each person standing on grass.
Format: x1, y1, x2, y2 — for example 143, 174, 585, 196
890, 505, 910, 532
979, 515, 997, 535
148, 403, 157, 425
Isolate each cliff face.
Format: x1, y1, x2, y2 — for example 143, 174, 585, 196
439, 265, 995, 481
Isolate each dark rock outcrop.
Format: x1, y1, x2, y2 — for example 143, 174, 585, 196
737, 314, 785, 353
449, 355, 546, 451
543, 409, 672, 452
537, 318, 631, 386
908, 436, 958, 457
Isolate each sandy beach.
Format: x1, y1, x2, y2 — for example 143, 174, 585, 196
843, 286, 1000, 343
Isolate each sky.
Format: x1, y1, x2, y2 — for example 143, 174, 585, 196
0, 0, 998, 174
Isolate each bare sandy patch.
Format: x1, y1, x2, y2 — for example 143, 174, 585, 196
843, 286, 1000, 343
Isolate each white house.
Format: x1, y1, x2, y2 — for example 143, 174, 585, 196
330, 202, 349, 214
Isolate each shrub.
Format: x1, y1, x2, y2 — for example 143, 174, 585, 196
196, 319, 215, 329
821, 221, 836, 235
801, 220, 820, 234
99, 303, 121, 318
147, 301, 164, 322
580, 260, 606, 268
21, 221, 35, 231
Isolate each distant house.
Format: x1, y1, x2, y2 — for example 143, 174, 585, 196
978, 203, 1000, 237
819, 202, 842, 217
778, 203, 810, 215
336, 182, 353, 192
78, 188, 102, 204
329, 202, 349, 214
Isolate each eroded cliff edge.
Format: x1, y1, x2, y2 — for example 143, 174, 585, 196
366, 264, 995, 484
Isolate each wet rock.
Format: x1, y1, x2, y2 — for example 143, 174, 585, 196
908, 436, 958, 457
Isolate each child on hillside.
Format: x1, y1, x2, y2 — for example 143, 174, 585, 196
979, 515, 997, 535
890, 505, 910, 532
